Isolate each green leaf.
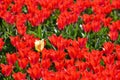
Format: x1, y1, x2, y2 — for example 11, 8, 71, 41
22, 5, 28, 14
100, 59, 105, 66
86, 27, 110, 50
37, 25, 42, 38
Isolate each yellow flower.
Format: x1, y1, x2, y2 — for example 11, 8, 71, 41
35, 39, 44, 52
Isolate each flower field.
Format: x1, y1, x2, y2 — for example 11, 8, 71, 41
0, 0, 120, 80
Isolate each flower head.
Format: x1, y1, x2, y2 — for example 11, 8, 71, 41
35, 39, 45, 52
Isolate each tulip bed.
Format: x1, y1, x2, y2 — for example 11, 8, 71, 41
0, 0, 120, 80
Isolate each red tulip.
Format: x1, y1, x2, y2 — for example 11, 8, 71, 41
12, 72, 26, 80
6, 53, 17, 65
102, 17, 112, 27
83, 23, 91, 33
0, 64, 13, 77
50, 50, 66, 61
91, 21, 101, 32
82, 14, 93, 23
27, 66, 42, 79
78, 37, 87, 48
108, 31, 118, 41
54, 60, 64, 71
48, 34, 71, 50
115, 70, 120, 80
115, 45, 120, 60
0, 38, 4, 51
10, 36, 20, 47
28, 52, 40, 65
18, 58, 28, 69
103, 42, 114, 55
41, 59, 51, 69
67, 46, 80, 59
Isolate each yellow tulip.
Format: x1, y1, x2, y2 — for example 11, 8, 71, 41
35, 39, 44, 52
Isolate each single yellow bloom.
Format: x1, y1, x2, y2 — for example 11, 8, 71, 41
35, 39, 44, 52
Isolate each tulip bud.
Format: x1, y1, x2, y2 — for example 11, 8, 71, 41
35, 39, 44, 52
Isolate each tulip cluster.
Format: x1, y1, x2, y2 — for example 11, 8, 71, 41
0, 34, 120, 80
0, 0, 120, 36
0, 0, 120, 80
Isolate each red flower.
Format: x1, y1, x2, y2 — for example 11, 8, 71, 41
115, 71, 120, 80
12, 72, 26, 80
109, 21, 120, 31
48, 34, 71, 50
41, 59, 51, 69
11, 2, 24, 14
83, 23, 91, 33
115, 61, 120, 70
16, 14, 27, 35
102, 17, 112, 27
22, 34, 37, 48
89, 50, 103, 67
57, 12, 67, 30
0, 38, 4, 51
103, 42, 114, 55
57, 11, 78, 30
42, 49, 51, 59
54, 60, 64, 71
58, 0, 73, 12
28, 51, 40, 65
0, 64, 13, 76
66, 66, 80, 80
15, 41, 28, 50
102, 54, 115, 64
93, 14, 105, 22
50, 50, 66, 61
16, 14, 27, 26
78, 37, 87, 48
18, 58, 28, 69
103, 4, 113, 14
65, 59, 74, 68
10, 36, 20, 47
112, 0, 120, 9
67, 46, 80, 59
6, 53, 17, 65
115, 45, 120, 60
108, 31, 118, 41
68, 13, 78, 24
116, 20, 120, 31
18, 48, 31, 58
91, 21, 101, 32
75, 60, 88, 71
2, 11, 15, 24
16, 25, 27, 35
30, 62, 41, 68
71, 40, 79, 48
27, 66, 42, 79
82, 14, 93, 23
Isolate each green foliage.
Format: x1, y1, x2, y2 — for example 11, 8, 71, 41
110, 9, 120, 21
86, 27, 110, 50
0, 20, 17, 39
81, 7, 93, 15
22, 5, 28, 14
0, 19, 16, 54
100, 59, 105, 66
